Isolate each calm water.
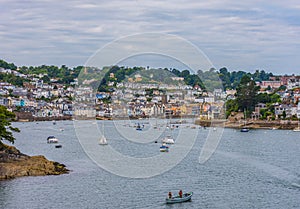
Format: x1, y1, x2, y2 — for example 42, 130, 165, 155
0, 120, 300, 209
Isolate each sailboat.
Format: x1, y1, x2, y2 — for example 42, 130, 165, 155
153, 117, 158, 129
161, 117, 175, 144
240, 109, 249, 132
99, 122, 108, 145
99, 136, 108, 145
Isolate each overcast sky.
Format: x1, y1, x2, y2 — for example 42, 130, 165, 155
1, 0, 300, 74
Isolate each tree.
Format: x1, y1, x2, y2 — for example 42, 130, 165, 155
225, 99, 238, 118
180, 70, 190, 77
256, 93, 271, 104
235, 75, 260, 112
219, 67, 231, 90
0, 105, 20, 147
42, 75, 50, 83
282, 110, 286, 119
270, 93, 281, 103
0, 59, 17, 70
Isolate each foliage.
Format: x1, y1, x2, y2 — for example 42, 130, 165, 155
18, 64, 82, 84
259, 109, 272, 120
0, 73, 27, 86
0, 59, 17, 70
235, 75, 260, 112
270, 94, 281, 103
277, 85, 287, 91
0, 105, 20, 147
197, 68, 222, 91
256, 93, 271, 104
0, 59, 276, 95
225, 99, 239, 118
218, 67, 273, 90
282, 110, 286, 119
97, 66, 142, 92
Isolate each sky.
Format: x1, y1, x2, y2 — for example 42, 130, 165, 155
1, 0, 300, 74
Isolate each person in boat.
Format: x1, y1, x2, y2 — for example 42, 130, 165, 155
178, 190, 183, 198
168, 192, 172, 199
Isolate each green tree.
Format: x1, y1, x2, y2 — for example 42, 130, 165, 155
0, 106, 20, 147
235, 75, 260, 112
256, 93, 271, 104
0, 59, 17, 70
225, 99, 239, 118
270, 94, 281, 103
42, 75, 50, 83
219, 67, 231, 90
282, 110, 286, 119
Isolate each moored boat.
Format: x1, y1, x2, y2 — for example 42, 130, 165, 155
99, 121, 108, 145
166, 192, 193, 204
47, 136, 58, 143
136, 123, 143, 131
293, 120, 300, 132
240, 127, 249, 132
99, 136, 108, 145
293, 127, 300, 132
161, 135, 174, 144
160, 143, 169, 152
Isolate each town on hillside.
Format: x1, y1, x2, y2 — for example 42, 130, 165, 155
1, 59, 300, 126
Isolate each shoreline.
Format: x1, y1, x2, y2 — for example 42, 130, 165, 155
0, 144, 69, 180
14, 117, 300, 130
196, 119, 300, 130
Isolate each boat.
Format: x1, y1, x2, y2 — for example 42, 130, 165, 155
240, 127, 249, 132
240, 109, 249, 132
166, 192, 193, 204
99, 122, 108, 145
293, 127, 300, 132
136, 123, 143, 131
153, 118, 158, 129
161, 135, 174, 144
99, 136, 108, 145
293, 120, 300, 132
55, 144, 62, 148
47, 136, 58, 143
160, 143, 169, 152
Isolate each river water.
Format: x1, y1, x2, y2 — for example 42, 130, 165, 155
0, 120, 300, 209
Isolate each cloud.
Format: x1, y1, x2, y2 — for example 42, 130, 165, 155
0, 0, 299, 74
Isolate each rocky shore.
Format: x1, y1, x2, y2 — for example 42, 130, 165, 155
0, 144, 69, 180
196, 119, 299, 130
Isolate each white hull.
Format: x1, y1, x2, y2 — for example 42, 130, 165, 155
99, 137, 108, 145
161, 136, 175, 144
47, 136, 58, 143
293, 128, 300, 132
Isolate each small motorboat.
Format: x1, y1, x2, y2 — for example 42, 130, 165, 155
293, 128, 300, 132
160, 143, 169, 152
55, 144, 62, 148
47, 136, 58, 143
240, 127, 249, 132
161, 136, 174, 144
166, 192, 193, 204
136, 123, 143, 131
